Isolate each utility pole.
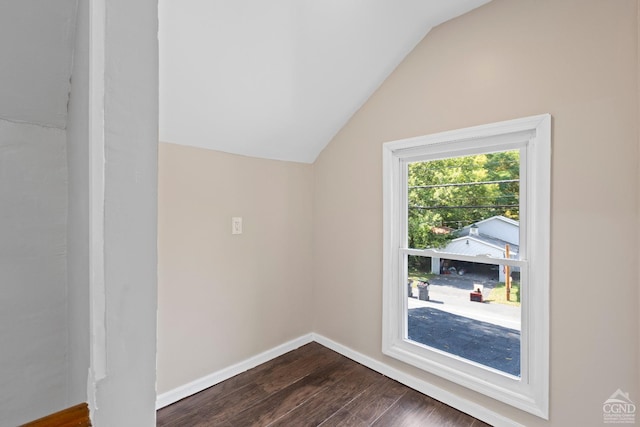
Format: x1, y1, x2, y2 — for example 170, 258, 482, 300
505, 244, 511, 301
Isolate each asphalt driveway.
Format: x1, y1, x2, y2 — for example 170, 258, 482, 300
408, 306, 520, 376
408, 272, 521, 376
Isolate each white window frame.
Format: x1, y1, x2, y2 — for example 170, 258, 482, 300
382, 114, 550, 418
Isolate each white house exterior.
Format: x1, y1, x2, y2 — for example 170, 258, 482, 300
431, 216, 519, 282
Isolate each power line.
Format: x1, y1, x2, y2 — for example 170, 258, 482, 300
409, 179, 519, 190
410, 204, 519, 210
412, 195, 519, 204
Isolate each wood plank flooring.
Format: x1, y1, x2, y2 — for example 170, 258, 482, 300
157, 342, 491, 427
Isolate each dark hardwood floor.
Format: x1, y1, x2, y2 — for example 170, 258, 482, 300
157, 342, 491, 426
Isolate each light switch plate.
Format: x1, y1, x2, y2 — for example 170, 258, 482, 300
232, 217, 242, 234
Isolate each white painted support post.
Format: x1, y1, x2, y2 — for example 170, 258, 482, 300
88, 0, 158, 425
431, 257, 440, 275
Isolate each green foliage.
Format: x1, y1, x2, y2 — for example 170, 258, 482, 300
408, 150, 520, 249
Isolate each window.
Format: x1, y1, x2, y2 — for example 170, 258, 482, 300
382, 115, 550, 418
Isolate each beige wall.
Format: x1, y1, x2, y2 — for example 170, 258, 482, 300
313, 0, 639, 426
157, 143, 313, 393
157, 0, 639, 424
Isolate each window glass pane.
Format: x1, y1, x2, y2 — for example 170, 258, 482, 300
407, 151, 520, 259
407, 255, 521, 377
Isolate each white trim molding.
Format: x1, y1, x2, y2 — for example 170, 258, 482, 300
155, 334, 314, 410
312, 334, 525, 427
88, 0, 107, 413
156, 333, 524, 426
382, 114, 551, 418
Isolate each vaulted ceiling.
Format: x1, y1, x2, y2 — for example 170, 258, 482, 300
1, 0, 490, 161
159, 0, 491, 163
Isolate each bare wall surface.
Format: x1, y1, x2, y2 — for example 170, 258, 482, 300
0, 119, 68, 426
0, 0, 77, 128
312, 0, 639, 426
638, 2, 640, 390
66, 0, 90, 407
157, 143, 313, 393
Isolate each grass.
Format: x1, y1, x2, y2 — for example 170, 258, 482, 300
487, 281, 520, 306
407, 268, 436, 294
407, 268, 435, 283
407, 269, 435, 290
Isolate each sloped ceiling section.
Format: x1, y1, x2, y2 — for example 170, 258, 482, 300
159, 0, 490, 163
0, 0, 77, 129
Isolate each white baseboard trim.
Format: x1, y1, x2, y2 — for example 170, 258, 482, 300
311, 333, 523, 427
155, 334, 314, 409
156, 332, 521, 426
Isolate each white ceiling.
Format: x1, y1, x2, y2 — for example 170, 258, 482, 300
159, 0, 490, 163
0, 0, 77, 129
0, 0, 489, 157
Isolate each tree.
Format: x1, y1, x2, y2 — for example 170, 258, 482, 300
408, 150, 519, 250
